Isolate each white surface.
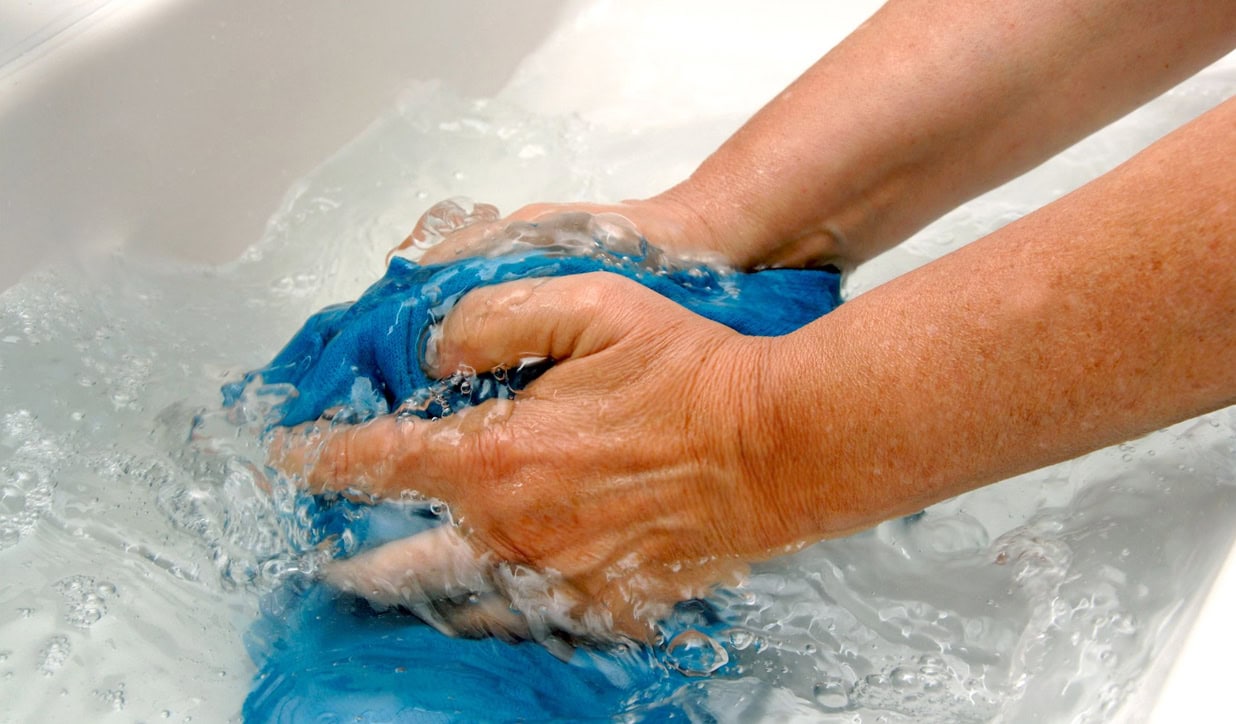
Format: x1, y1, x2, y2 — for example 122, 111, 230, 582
1151, 543, 1236, 722
1, 0, 1232, 719
0, 0, 565, 291
0, 0, 116, 71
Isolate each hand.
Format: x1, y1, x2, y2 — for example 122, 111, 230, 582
395, 196, 737, 269
274, 272, 795, 641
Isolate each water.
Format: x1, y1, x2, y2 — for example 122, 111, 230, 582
3, 62, 1236, 722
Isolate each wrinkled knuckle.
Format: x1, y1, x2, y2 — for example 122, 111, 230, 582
571, 272, 630, 313
466, 424, 507, 479
321, 429, 355, 483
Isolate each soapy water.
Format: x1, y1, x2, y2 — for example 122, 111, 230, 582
1, 67, 1235, 721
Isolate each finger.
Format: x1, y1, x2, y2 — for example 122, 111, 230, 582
324, 528, 536, 641
392, 199, 501, 263
322, 525, 490, 607
413, 204, 560, 266
431, 271, 699, 376
413, 218, 506, 265
415, 203, 640, 265
271, 400, 515, 496
436, 592, 532, 641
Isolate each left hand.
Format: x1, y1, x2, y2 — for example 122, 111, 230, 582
273, 271, 792, 641
395, 197, 739, 269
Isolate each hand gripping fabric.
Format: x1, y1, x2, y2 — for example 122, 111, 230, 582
225, 248, 841, 426
232, 247, 843, 722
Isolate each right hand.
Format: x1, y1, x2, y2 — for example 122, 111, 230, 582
270, 271, 808, 642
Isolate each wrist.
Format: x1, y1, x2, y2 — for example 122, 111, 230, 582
702, 333, 842, 556
731, 325, 896, 549
651, 155, 854, 271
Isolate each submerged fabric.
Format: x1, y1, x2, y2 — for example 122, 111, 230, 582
244, 499, 721, 722
225, 249, 841, 426
234, 247, 843, 722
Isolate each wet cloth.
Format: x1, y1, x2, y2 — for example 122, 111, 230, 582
233, 247, 843, 722
226, 249, 841, 425
243, 499, 724, 722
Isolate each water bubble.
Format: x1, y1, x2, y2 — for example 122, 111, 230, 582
889, 666, 919, 688
38, 636, 71, 676
665, 629, 728, 677
813, 677, 851, 712
728, 629, 755, 650
95, 683, 126, 711
54, 575, 115, 628
864, 673, 889, 688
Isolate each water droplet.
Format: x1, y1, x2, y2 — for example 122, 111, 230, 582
865, 673, 889, 688
39, 635, 71, 675
665, 629, 728, 676
813, 677, 850, 712
890, 666, 919, 688
728, 629, 755, 650
95, 683, 126, 711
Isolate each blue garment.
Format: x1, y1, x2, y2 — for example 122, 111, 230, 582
234, 247, 842, 722
226, 248, 841, 426
244, 499, 720, 722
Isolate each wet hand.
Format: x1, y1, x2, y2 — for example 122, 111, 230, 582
397, 197, 733, 269
273, 272, 789, 642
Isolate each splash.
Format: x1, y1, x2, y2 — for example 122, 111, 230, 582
1, 74, 1235, 721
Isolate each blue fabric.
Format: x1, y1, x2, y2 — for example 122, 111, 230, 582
244, 499, 721, 723
234, 247, 843, 722
225, 248, 841, 426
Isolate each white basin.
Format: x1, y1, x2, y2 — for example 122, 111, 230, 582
2, 2, 1232, 721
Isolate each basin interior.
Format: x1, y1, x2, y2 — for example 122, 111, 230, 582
1, 2, 1235, 721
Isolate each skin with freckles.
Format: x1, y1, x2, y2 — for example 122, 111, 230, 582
277, 273, 761, 639
276, 0, 1236, 641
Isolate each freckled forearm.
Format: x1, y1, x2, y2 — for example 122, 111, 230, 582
657, 0, 1236, 269
751, 98, 1236, 544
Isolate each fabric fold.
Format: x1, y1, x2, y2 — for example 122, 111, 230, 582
230, 246, 843, 722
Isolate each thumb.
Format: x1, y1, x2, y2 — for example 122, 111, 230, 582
431, 271, 685, 376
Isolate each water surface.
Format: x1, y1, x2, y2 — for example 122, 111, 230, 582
2, 68, 1236, 721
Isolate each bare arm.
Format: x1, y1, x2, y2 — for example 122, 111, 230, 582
655, 0, 1236, 268
746, 97, 1236, 542
286, 2, 1236, 639
289, 98, 1236, 638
